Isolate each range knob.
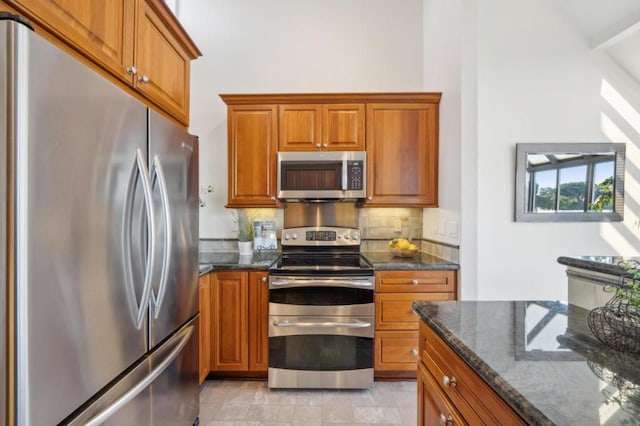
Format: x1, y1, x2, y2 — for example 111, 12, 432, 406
292, 233, 298, 240
284, 233, 290, 240
352, 232, 360, 240
344, 234, 351, 240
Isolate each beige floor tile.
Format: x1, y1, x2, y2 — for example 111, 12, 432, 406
200, 380, 417, 426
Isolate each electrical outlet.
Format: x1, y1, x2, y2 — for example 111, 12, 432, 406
446, 221, 458, 238
393, 219, 402, 232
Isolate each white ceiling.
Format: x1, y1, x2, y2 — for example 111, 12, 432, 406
549, 0, 640, 83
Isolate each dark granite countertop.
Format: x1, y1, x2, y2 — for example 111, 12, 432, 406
557, 256, 640, 276
199, 251, 279, 272
413, 300, 640, 426
362, 251, 459, 270
199, 250, 458, 272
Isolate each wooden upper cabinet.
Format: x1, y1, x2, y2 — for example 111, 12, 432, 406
279, 104, 322, 151
135, 0, 195, 125
10, 0, 135, 84
226, 104, 279, 207
323, 104, 365, 150
279, 103, 365, 151
366, 103, 439, 207
6, 0, 200, 126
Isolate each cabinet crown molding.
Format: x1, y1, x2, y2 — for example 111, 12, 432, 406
220, 92, 442, 105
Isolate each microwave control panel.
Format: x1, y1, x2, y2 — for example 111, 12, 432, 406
346, 161, 364, 190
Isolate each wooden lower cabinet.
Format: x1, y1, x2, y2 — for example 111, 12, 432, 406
198, 272, 211, 384
418, 321, 525, 425
418, 362, 465, 426
374, 270, 456, 377
210, 270, 269, 375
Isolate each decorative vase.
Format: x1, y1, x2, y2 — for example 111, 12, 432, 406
238, 241, 253, 256
588, 295, 640, 354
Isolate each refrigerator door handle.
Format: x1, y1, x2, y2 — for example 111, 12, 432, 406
83, 323, 194, 426
151, 155, 172, 319
121, 149, 156, 329
135, 149, 157, 328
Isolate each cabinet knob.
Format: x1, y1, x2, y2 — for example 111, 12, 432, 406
322, 143, 328, 148
316, 144, 321, 149
138, 75, 150, 84
410, 348, 418, 356
411, 279, 418, 285
367, 196, 372, 201
442, 375, 457, 388
261, 277, 267, 283
439, 413, 453, 425
271, 196, 276, 201
126, 66, 138, 75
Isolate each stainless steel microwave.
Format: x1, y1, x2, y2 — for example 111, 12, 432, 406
277, 151, 366, 200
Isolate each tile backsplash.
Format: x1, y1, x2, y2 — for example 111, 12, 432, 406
358, 208, 422, 239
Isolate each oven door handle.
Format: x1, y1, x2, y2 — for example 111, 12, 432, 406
272, 319, 372, 328
270, 279, 373, 289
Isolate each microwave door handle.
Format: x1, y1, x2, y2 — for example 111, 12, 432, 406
342, 161, 348, 191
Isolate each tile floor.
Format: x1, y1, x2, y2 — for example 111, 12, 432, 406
199, 379, 417, 426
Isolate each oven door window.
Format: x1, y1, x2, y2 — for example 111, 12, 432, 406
280, 161, 342, 191
270, 286, 373, 306
269, 316, 373, 371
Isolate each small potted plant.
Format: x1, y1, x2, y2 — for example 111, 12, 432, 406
232, 209, 255, 256
587, 260, 640, 353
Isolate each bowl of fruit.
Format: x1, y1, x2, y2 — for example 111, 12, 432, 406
388, 238, 419, 257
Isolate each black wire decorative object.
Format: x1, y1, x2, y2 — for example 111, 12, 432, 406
587, 261, 640, 354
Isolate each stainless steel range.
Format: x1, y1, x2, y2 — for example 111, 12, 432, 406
268, 204, 374, 389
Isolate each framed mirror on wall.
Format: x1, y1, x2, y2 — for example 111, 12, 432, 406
514, 143, 625, 222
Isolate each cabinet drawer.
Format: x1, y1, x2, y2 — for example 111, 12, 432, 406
375, 331, 419, 371
376, 270, 456, 293
376, 293, 454, 330
419, 322, 525, 425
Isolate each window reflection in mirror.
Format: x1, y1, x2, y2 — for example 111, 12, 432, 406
515, 143, 625, 222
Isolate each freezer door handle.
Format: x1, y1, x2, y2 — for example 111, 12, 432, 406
150, 155, 172, 319
122, 149, 157, 329
83, 323, 194, 426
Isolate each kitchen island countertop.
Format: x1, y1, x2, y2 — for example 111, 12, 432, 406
557, 255, 640, 276
413, 299, 640, 425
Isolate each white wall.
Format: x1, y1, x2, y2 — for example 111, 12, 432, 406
177, 0, 425, 238
422, 0, 462, 248
466, 0, 640, 300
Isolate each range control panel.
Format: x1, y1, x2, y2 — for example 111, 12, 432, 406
281, 226, 361, 246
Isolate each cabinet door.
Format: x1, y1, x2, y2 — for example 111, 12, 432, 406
134, 0, 191, 124
211, 272, 248, 371
11, 0, 135, 83
248, 271, 269, 372
418, 362, 465, 426
322, 104, 365, 150
227, 105, 279, 207
279, 104, 322, 151
198, 273, 210, 383
366, 103, 439, 206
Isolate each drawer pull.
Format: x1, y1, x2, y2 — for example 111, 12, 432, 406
439, 413, 454, 425
411, 279, 418, 285
443, 375, 457, 388
411, 348, 418, 356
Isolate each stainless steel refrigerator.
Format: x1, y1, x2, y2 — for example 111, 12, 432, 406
0, 13, 199, 425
